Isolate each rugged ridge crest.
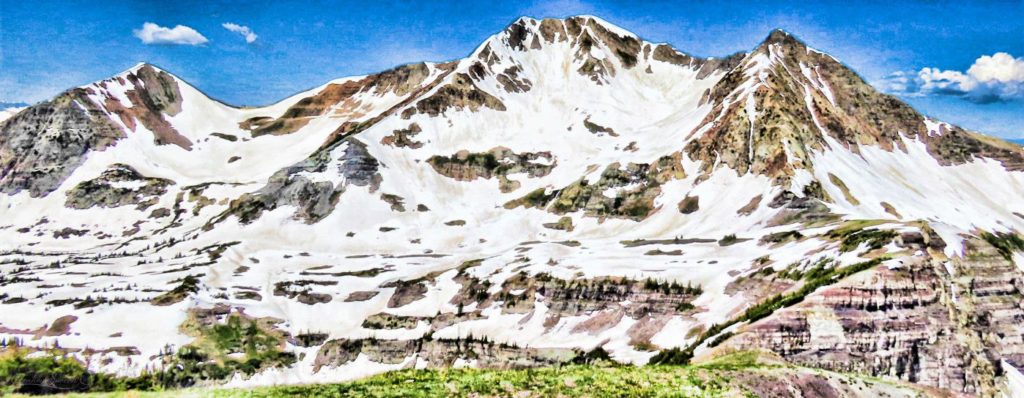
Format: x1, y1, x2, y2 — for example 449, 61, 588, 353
1, 16, 1024, 397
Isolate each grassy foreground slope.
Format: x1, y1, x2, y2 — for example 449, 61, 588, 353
9, 352, 938, 398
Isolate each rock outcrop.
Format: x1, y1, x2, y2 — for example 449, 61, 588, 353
505, 153, 685, 221
216, 138, 381, 224
720, 235, 1024, 396
0, 90, 124, 197
65, 164, 173, 210
427, 147, 555, 192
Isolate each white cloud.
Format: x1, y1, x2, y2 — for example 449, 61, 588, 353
222, 22, 257, 44
968, 52, 1024, 83
133, 22, 208, 46
880, 52, 1024, 103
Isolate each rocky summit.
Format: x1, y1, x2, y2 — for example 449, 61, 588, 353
2, 15, 1024, 397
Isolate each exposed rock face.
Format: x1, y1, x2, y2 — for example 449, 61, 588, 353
651, 44, 745, 80
473, 272, 699, 316
362, 313, 423, 330
542, 216, 574, 231
380, 193, 406, 212
214, 62, 463, 227
427, 147, 555, 192
446, 271, 701, 345
5, 16, 1024, 397
678, 195, 699, 214
242, 63, 435, 137
765, 188, 838, 227
401, 73, 506, 118
583, 116, 618, 137
925, 124, 1024, 171
319, 269, 707, 361
0, 90, 125, 197
176, 182, 233, 217
243, 80, 368, 137
567, 18, 641, 83
0, 64, 193, 198
469, 41, 535, 93
728, 260, 973, 391
494, 16, 645, 84
216, 138, 381, 224
96, 65, 190, 149
505, 153, 685, 220
721, 235, 1024, 396
494, 66, 532, 93
64, 164, 173, 210
948, 237, 1024, 389
383, 278, 429, 308
150, 275, 200, 306
686, 30, 1024, 182
687, 32, 833, 181
273, 280, 335, 304
380, 123, 423, 149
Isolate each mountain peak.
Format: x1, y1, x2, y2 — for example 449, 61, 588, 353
489, 14, 643, 54
567, 15, 639, 38
765, 28, 794, 42
757, 28, 808, 52
130, 61, 154, 71
488, 17, 822, 79
6, 15, 1024, 395
120, 62, 176, 80
507, 15, 639, 39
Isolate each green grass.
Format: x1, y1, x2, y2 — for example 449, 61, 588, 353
502, 187, 554, 209
228, 366, 736, 398
0, 349, 132, 395
0, 347, 730, 397
980, 231, 1024, 261
168, 313, 297, 384
824, 221, 897, 253
0, 312, 299, 395
826, 220, 887, 237
6, 351, 923, 398
9, 365, 739, 397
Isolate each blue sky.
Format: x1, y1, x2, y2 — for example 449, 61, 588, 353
1, 0, 1022, 137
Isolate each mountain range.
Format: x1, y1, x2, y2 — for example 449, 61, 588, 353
2, 16, 1024, 396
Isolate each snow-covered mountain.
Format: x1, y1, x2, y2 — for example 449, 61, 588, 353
2, 16, 1024, 395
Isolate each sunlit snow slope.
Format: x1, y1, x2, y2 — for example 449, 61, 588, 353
1, 15, 1023, 396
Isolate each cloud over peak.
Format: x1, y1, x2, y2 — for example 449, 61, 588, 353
222, 22, 258, 43
880, 52, 1024, 103
133, 22, 208, 46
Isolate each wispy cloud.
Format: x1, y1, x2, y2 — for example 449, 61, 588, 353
222, 22, 258, 44
880, 52, 1024, 103
133, 22, 208, 46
